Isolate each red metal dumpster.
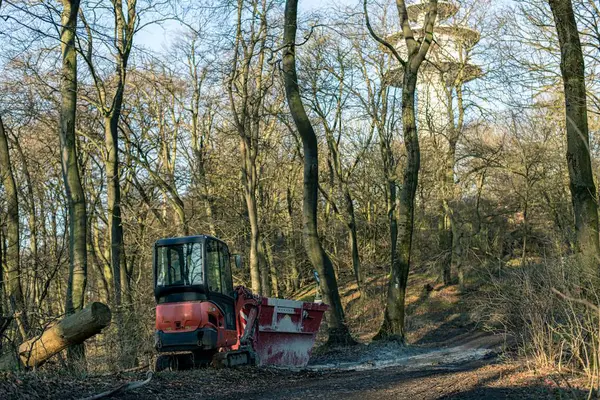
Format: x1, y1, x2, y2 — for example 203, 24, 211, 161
251, 297, 328, 367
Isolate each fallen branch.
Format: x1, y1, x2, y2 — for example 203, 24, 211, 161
551, 288, 600, 312
94, 364, 150, 377
123, 364, 150, 373
80, 371, 153, 400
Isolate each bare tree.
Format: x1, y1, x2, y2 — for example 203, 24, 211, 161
344, 7, 401, 310
228, 0, 276, 295
0, 115, 29, 340
365, 0, 438, 341
125, 65, 189, 235
180, 33, 218, 237
59, 0, 88, 362
303, 33, 375, 295
78, 0, 142, 311
283, 0, 355, 345
548, 0, 600, 272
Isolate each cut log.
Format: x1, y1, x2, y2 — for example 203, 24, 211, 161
2, 302, 111, 369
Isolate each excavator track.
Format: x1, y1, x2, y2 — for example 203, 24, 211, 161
211, 347, 256, 368
154, 350, 215, 372
154, 348, 255, 371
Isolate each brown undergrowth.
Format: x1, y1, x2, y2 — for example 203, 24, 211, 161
306, 266, 478, 347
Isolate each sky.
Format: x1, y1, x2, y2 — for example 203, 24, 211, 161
136, 0, 515, 53
135, 0, 354, 51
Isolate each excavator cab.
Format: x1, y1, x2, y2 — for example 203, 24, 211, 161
153, 235, 238, 355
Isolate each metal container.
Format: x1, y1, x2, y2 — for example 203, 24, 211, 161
252, 297, 328, 367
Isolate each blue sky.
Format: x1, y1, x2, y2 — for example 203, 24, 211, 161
136, 0, 515, 52
136, 0, 354, 51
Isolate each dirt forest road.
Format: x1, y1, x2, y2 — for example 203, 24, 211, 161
0, 360, 583, 399
111, 359, 580, 400
208, 361, 566, 400
2, 334, 586, 399
130, 335, 578, 400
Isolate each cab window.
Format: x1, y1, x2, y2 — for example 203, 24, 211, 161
156, 245, 183, 286
206, 239, 222, 293
220, 242, 234, 296
156, 243, 202, 287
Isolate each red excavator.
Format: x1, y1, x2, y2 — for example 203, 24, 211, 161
153, 235, 327, 371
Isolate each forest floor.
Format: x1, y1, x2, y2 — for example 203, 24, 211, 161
0, 336, 589, 399
0, 269, 593, 399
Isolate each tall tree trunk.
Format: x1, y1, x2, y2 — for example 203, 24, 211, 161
13, 138, 39, 303
286, 186, 300, 291
0, 229, 4, 317
283, 0, 355, 345
343, 186, 363, 293
549, 0, 600, 272
386, 175, 398, 305
189, 65, 217, 236
105, 0, 137, 366
59, 0, 87, 362
440, 78, 464, 286
368, 0, 438, 341
242, 165, 261, 294
191, 136, 216, 236
259, 242, 272, 297
105, 0, 131, 310
377, 72, 420, 340
106, 101, 135, 368
89, 227, 110, 303
262, 238, 279, 297
241, 142, 262, 294
92, 217, 112, 301
228, 0, 270, 296
104, 117, 123, 309
440, 138, 456, 286
0, 116, 29, 339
